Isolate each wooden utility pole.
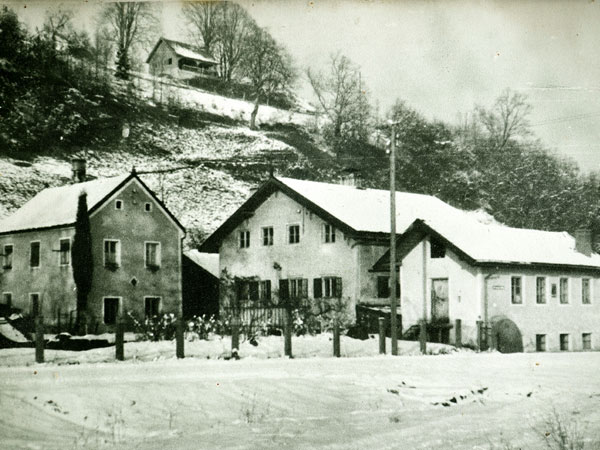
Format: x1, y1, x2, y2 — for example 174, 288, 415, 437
390, 123, 399, 356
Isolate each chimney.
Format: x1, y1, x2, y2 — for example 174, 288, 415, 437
339, 167, 361, 188
575, 228, 593, 256
71, 158, 86, 183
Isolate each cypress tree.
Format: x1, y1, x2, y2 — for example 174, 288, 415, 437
72, 191, 93, 334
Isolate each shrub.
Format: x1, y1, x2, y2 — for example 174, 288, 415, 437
128, 312, 177, 341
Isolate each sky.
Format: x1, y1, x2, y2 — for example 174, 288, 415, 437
7, 0, 600, 172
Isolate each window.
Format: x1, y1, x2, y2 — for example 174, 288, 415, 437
30, 242, 40, 268
29, 293, 40, 317
376, 276, 400, 298
279, 278, 308, 301
536, 277, 546, 304
262, 227, 273, 246
1, 293, 12, 308
59, 238, 70, 266
259, 280, 271, 301
323, 224, 336, 243
288, 225, 300, 244
239, 231, 250, 249
2, 244, 13, 269
313, 277, 342, 298
145, 242, 161, 268
145, 297, 161, 318
582, 333, 592, 350
551, 283, 557, 297
115, 199, 123, 210
559, 334, 569, 351
145, 202, 152, 212
582, 278, 591, 304
167, 57, 172, 65
511, 277, 522, 304
104, 240, 120, 267
536, 334, 546, 352
430, 238, 446, 258
559, 278, 569, 304
236, 279, 259, 302
103, 297, 119, 325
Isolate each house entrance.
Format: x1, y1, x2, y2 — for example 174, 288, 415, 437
430, 278, 450, 344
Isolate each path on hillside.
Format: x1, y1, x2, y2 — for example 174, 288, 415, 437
1, 353, 599, 449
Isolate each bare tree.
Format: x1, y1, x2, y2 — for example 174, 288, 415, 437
476, 88, 532, 149
213, 2, 254, 82
240, 25, 296, 129
182, 1, 220, 52
307, 52, 368, 140
101, 2, 157, 80
41, 5, 74, 46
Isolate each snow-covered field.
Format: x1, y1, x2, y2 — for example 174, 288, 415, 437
1, 336, 599, 450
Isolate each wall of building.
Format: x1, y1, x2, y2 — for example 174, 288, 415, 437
0, 227, 77, 326
399, 237, 480, 346
485, 268, 600, 352
88, 178, 183, 333
219, 191, 386, 318
148, 41, 179, 78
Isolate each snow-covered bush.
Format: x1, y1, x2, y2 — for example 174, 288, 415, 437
129, 312, 178, 342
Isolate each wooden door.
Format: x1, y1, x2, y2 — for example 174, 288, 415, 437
431, 279, 449, 323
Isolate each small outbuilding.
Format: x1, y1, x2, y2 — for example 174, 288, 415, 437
146, 37, 218, 80
182, 250, 219, 319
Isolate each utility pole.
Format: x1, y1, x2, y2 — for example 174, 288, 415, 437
389, 122, 399, 356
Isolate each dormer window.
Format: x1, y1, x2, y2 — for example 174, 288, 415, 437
115, 199, 123, 210
430, 238, 445, 258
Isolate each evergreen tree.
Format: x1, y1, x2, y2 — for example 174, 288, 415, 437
72, 191, 93, 334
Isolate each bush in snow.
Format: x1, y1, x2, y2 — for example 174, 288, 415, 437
128, 312, 178, 342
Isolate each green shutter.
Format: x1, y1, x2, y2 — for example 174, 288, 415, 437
250, 281, 259, 301
335, 277, 343, 298
279, 279, 289, 301
313, 278, 322, 298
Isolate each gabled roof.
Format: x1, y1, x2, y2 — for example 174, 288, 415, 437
372, 218, 600, 272
184, 250, 219, 278
0, 173, 185, 235
146, 37, 218, 65
199, 176, 491, 253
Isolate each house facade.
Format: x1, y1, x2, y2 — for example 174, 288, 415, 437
146, 37, 218, 80
373, 220, 600, 352
0, 167, 185, 333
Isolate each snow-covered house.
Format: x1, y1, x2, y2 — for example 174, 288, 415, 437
0, 163, 185, 333
146, 37, 218, 80
372, 217, 600, 352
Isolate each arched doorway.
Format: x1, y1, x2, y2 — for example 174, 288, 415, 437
491, 316, 524, 353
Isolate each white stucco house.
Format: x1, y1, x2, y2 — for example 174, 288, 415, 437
200, 175, 600, 352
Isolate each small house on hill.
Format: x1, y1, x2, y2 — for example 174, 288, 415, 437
372, 218, 600, 352
146, 37, 218, 79
0, 162, 185, 333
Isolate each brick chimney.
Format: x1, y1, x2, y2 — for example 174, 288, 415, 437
575, 228, 593, 256
71, 158, 86, 183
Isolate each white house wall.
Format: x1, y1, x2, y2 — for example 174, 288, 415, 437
485, 269, 600, 352
219, 191, 387, 315
400, 237, 481, 346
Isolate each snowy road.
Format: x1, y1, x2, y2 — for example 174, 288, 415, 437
1, 352, 599, 449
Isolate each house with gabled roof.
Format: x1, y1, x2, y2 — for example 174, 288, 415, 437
146, 37, 218, 80
372, 217, 600, 352
199, 175, 488, 330
0, 162, 185, 333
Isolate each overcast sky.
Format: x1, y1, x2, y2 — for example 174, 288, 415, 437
8, 0, 600, 172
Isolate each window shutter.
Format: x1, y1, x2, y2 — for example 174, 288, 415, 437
301, 279, 309, 298
313, 278, 322, 299
250, 281, 259, 301
335, 277, 343, 298
265, 280, 271, 300
279, 279, 289, 301
235, 279, 243, 300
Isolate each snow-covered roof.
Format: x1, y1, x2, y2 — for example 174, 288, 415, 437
185, 250, 220, 277
0, 174, 130, 234
147, 38, 217, 65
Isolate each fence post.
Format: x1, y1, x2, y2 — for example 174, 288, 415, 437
419, 319, 427, 354
115, 318, 124, 361
284, 308, 292, 358
35, 315, 44, 364
378, 317, 386, 354
333, 317, 341, 357
231, 316, 240, 359
455, 319, 462, 348
176, 317, 184, 359
476, 320, 483, 351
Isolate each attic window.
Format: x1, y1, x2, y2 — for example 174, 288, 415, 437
167, 57, 172, 65
430, 238, 446, 259
115, 199, 123, 210
145, 202, 152, 212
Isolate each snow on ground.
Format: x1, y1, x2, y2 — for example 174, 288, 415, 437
1, 344, 599, 450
